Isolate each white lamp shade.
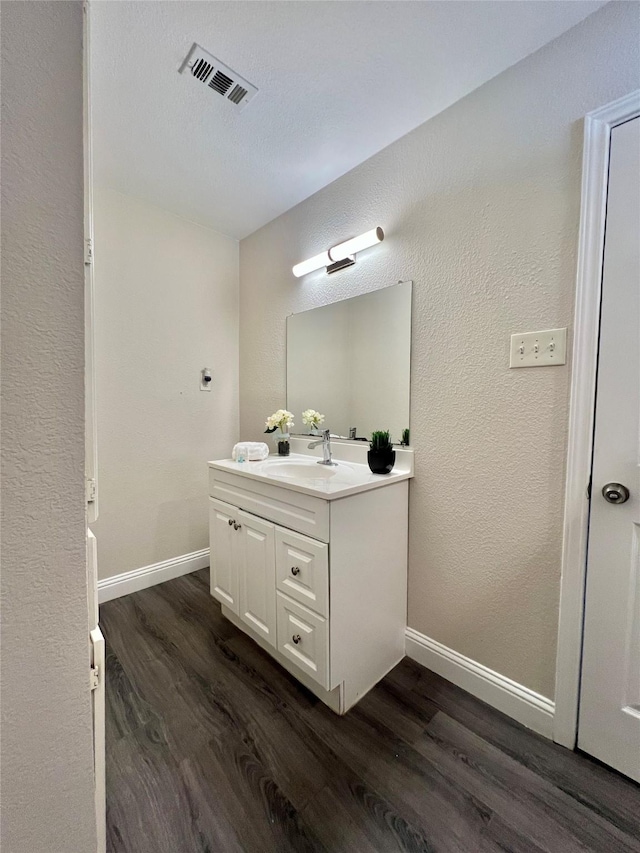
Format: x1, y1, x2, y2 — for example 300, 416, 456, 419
329, 227, 384, 262
292, 251, 331, 278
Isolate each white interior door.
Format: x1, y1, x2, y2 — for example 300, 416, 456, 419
579, 116, 640, 782
84, 4, 105, 850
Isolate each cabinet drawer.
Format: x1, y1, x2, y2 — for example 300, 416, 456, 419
276, 592, 329, 689
209, 469, 329, 542
275, 528, 328, 617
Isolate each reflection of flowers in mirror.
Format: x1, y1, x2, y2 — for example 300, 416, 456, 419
302, 409, 325, 430
264, 409, 295, 433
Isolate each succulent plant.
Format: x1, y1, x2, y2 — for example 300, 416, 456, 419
370, 430, 393, 452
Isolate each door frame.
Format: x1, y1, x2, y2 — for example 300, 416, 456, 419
554, 89, 640, 749
84, 0, 98, 525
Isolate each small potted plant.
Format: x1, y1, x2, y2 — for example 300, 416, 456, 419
302, 409, 325, 436
368, 430, 395, 474
401, 428, 410, 446
264, 409, 295, 456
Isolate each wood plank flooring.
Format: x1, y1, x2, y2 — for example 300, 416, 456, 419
101, 569, 640, 853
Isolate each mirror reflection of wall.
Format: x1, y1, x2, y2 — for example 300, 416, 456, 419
287, 281, 412, 442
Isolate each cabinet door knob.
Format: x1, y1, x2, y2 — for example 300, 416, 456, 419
291, 566, 300, 576
292, 634, 301, 644
234, 522, 241, 531
228, 518, 234, 526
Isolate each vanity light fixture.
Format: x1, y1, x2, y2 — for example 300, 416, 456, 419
292, 227, 384, 278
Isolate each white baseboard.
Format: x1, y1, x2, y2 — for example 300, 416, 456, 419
98, 548, 209, 604
405, 628, 555, 739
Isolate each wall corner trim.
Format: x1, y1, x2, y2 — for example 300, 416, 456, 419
98, 548, 210, 603
405, 628, 555, 739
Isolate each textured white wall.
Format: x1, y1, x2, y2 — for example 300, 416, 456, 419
92, 189, 239, 579
239, 2, 640, 699
0, 2, 97, 850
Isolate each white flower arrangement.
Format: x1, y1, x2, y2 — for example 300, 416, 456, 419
302, 409, 325, 429
264, 409, 295, 434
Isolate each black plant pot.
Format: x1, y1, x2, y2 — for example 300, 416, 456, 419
277, 440, 290, 457
367, 448, 396, 475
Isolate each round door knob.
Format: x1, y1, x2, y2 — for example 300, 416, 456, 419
291, 566, 300, 576
602, 483, 630, 504
292, 634, 301, 645
228, 518, 234, 526
234, 522, 242, 530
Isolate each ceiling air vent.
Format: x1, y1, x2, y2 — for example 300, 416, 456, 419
179, 43, 258, 111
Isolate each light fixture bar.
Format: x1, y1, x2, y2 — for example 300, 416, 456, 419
292, 227, 384, 278
328, 227, 384, 262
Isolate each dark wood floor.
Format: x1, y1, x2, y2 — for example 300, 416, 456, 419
101, 569, 640, 853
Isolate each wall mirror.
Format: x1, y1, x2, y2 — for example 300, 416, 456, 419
286, 281, 412, 442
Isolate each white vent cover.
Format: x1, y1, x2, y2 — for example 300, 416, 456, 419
179, 44, 258, 111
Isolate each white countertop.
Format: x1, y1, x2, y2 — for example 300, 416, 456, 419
208, 446, 413, 500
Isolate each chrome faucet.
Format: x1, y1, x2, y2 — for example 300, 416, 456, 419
308, 429, 337, 466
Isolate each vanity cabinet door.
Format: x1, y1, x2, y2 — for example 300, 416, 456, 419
209, 498, 240, 614
237, 510, 277, 648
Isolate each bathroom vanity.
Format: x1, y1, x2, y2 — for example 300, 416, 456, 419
208, 438, 413, 713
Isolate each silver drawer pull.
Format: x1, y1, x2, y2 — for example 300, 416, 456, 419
291, 566, 300, 576
292, 634, 301, 645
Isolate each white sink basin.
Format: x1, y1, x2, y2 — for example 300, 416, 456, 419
265, 461, 341, 480
255, 457, 368, 489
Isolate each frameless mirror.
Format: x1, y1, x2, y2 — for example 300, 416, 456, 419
286, 281, 412, 442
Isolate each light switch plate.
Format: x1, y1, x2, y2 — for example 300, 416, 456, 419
509, 328, 567, 368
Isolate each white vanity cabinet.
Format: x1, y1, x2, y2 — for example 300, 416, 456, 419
208, 456, 411, 714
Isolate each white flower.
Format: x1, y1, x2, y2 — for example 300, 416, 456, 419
264, 409, 295, 432
302, 409, 325, 428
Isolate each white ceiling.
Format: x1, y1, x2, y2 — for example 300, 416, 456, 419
91, 1, 606, 240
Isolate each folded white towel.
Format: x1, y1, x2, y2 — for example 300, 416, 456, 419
232, 441, 270, 462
